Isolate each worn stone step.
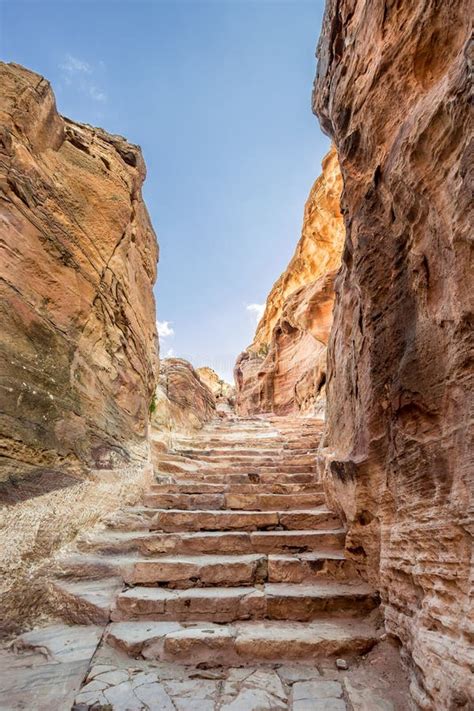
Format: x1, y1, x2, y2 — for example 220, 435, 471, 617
79, 528, 346, 557
175, 447, 284, 457
188, 463, 318, 474
175, 451, 316, 463
143, 491, 326, 511
111, 581, 378, 623
106, 618, 378, 664
50, 578, 122, 624
143, 492, 225, 510
150, 507, 339, 532
155, 471, 319, 485
56, 547, 352, 589
149, 480, 323, 495
225, 492, 326, 511
57, 553, 268, 588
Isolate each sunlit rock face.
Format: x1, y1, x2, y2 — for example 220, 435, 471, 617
235, 147, 344, 415
0, 62, 159, 481
0, 62, 159, 629
312, 3, 472, 708
196, 367, 235, 414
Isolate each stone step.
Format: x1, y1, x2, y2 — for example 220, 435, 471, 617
149, 507, 339, 532
142, 491, 326, 511
149, 480, 323, 495
78, 529, 346, 556
156, 471, 319, 485
174, 451, 316, 463
111, 582, 378, 623
50, 577, 122, 624
105, 618, 379, 664
57, 548, 352, 589
57, 553, 267, 587
174, 447, 285, 457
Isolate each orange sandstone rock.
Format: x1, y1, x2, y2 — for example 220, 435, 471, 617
0, 62, 159, 481
235, 147, 343, 415
313, 2, 473, 708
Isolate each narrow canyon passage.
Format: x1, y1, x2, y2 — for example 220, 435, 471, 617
0, 414, 412, 710
1, 0, 471, 708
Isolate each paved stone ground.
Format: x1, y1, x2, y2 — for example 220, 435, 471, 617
70, 636, 411, 710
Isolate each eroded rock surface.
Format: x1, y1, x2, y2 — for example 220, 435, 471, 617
151, 359, 216, 450
235, 148, 344, 415
196, 367, 235, 413
0, 62, 158, 630
313, 3, 473, 708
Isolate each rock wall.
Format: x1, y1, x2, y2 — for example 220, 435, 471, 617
0, 63, 158, 630
313, 3, 472, 708
151, 358, 216, 444
235, 147, 344, 415
196, 367, 235, 413
0, 62, 159, 479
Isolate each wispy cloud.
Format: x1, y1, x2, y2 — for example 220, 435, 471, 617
157, 320, 175, 339
59, 53, 107, 103
165, 348, 175, 358
246, 303, 265, 323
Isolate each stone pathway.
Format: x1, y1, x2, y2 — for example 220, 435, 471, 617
1, 415, 413, 709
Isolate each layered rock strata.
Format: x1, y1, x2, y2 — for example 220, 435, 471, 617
235, 147, 344, 415
196, 366, 235, 412
151, 358, 216, 452
0, 62, 158, 479
313, 3, 473, 708
0, 63, 158, 629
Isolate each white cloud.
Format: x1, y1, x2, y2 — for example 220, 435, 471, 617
166, 348, 175, 358
157, 320, 175, 339
59, 54, 107, 103
60, 54, 92, 76
246, 303, 265, 323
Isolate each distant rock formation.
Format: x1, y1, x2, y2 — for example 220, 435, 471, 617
196, 367, 235, 413
0, 62, 158, 629
313, 2, 472, 708
152, 359, 216, 441
235, 147, 344, 415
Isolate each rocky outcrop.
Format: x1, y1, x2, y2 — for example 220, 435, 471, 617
235, 148, 344, 415
0, 62, 158, 480
152, 359, 216, 439
0, 63, 158, 630
196, 367, 235, 412
313, 3, 472, 708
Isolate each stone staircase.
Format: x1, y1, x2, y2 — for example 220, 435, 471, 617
50, 415, 381, 673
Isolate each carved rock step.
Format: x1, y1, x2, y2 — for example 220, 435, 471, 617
149, 480, 323, 494
170, 457, 316, 474
155, 471, 319, 484
143, 491, 326, 511
149, 507, 340, 532
173, 447, 285, 456
105, 618, 378, 664
173, 451, 317, 463
112, 582, 378, 622
79, 528, 346, 556
57, 549, 354, 588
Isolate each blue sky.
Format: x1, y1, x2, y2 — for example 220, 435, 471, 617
1, 0, 329, 382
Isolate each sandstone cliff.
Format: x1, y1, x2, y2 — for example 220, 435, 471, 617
196, 367, 235, 412
152, 358, 216, 438
313, 3, 473, 708
0, 63, 158, 629
235, 147, 344, 415
0, 62, 159, 480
